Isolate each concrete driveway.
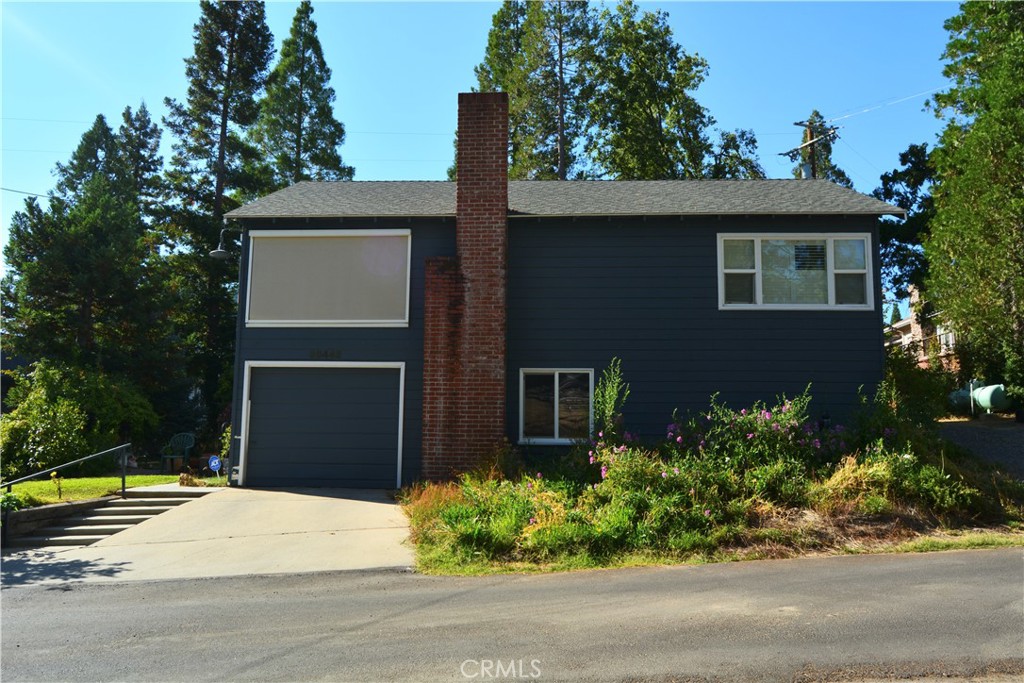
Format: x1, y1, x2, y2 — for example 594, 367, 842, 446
1, 485, 414, 587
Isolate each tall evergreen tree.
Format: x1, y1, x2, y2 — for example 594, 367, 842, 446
785, 110, 852, 187
586, 0, 715, 179
163, 0, 274, 433
252, 0, 353, 187
117, 103, 164, 222
474, 0, 596, 179
1, 113, 178, 442
926, 1, 1024, 398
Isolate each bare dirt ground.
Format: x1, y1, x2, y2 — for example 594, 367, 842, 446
939, 413, 1024, 479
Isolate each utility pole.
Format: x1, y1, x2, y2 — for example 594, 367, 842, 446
778, 120, 839, 179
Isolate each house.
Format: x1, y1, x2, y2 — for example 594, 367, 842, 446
223, 92, 902, 488
884, 287, 958, 371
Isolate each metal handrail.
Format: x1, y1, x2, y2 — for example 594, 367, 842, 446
2, 443, 132, 545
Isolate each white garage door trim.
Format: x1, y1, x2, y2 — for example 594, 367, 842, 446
238, 360, 406, 488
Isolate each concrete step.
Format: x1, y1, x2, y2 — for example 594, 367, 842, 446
14, 534, 110, 548
37, 524, 136, 537
94, 505, 178, 516
105, 498, 193, 508
73, 514, 155, 525
123, 488, 215, 499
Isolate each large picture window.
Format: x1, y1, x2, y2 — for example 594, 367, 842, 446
719, 234, 872, 310
519, 369, 593, 445
246, 229, 410, 327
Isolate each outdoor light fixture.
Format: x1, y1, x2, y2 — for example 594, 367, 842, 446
210, 227, 240, 260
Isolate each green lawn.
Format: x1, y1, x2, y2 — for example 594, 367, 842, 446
6, 475, 226, 508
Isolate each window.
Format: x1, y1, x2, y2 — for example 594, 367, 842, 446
519, 369, 593, 444
246, 229, 410, 327
719, 234, 872, 310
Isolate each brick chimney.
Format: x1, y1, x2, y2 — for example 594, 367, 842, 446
422, 92, 509, 478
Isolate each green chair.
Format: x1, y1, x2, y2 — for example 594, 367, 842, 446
161, 432, 196, 473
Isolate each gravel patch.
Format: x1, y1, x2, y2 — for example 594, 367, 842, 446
939, 415, 1024, 479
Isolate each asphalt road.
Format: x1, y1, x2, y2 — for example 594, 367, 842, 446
2, 549, 1022, 682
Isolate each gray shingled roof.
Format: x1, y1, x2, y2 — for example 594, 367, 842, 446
226, 179, 903, 219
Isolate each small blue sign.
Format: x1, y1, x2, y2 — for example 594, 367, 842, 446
208, 456, 222, 472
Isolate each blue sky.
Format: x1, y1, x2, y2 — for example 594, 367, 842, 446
2, 1, 958, 276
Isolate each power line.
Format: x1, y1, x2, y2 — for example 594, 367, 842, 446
1, 187, 46, 197
824, 87, 944, 124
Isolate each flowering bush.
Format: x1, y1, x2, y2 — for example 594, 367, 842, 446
404, 384, 1022, 570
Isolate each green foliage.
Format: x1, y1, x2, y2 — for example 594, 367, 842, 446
873, 143, 935, 298
0, 362, 157, 480
469, 0, 763, 181
163, 0, 274, 433
405, 381, 1019, 571
1, 491, 24, 514
926, 1, 1024, 401
220, 424, 232, 461
474, 0, 596, 180
587, 0, 713, 179
251, 0, 353, 187
592, 357, 630, 440
784, 110, 852, 187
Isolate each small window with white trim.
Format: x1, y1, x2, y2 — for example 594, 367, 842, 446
719, 234, 872, 310
519, 369, 593, 444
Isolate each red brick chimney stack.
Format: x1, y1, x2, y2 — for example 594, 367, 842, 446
421, 92, 509, 478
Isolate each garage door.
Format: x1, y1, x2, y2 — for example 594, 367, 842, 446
243, 365, 403, 488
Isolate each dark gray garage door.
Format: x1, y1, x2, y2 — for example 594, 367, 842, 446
244, 366, 401, 488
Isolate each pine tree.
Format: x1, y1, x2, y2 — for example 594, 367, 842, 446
117, 103, 164, 222
1, 113, 177, 440
473, 0, 596, 180
252, 1, 353, 187
163, 0, 274, 432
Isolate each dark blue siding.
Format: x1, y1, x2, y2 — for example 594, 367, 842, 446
507, 216, 884, 443
229, 220, 456, 486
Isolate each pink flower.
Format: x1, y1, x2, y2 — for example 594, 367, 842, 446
747, 433, 754, 439
740, 409, 747, 416
526, 482, 532, 489
661, 472, 668, 478
704, 509, 711, 517
536, 472, 542, 479
676, 436, 683, 444
600, 466, 608, 479
589, 456, 596, 464
529, 517, 537, 525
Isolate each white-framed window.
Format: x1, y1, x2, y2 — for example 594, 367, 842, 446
718, 234, 873, 310
246, 229, 411, 327
519, 369, 593, 445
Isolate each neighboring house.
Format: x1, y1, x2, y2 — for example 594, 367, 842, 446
884, 287, 959, 371
223, 92, 902, 488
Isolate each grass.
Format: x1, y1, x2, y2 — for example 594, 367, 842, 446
7, 474, 227, 507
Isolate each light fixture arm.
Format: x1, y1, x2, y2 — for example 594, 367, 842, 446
210, 224, 243, 260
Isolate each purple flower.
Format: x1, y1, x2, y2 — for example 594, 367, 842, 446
536, 472, 542, 479
529, 517, 537, 525
704, 509, 711, 517
526, 482, 533, 489
673, 467, 680, 475
661, 472, 668, 478
667, 432, 674, 439
598, 431, 604, 438
747, 433, 755, 439
601, 466, 608, 479
740, 409, 747, 416
589, 455, 596, 464
772, 422, 781, 431
699, 439, 706, 448
676, 436, 683, 444
813, 439, 821, 449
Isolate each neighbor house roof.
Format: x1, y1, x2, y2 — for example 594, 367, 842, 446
225, 179, 904, 220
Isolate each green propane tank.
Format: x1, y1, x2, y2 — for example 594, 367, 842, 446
971, 384, 1013, 412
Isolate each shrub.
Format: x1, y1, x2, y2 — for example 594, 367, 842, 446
0, 361, 157, 479
592, 357, 630, 440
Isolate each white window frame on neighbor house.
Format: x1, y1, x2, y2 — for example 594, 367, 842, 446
717, 233, 873, 311
245, 229, 411, 327
518, 368, 594, 445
